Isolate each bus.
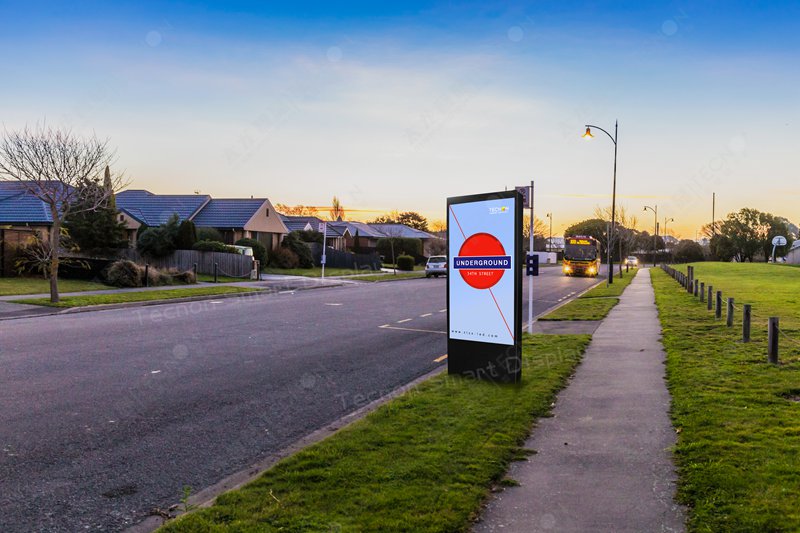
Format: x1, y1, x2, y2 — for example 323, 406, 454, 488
563, 236, 600, 277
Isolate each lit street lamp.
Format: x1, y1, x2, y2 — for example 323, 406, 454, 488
583, 121, 618, 284
644, 205, 658, 267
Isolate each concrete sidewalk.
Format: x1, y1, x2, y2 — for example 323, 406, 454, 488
474, 268, 685, 533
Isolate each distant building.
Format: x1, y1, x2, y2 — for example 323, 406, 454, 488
787, 241, 800, 264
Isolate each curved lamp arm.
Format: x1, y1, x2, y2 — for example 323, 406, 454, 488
585, 124, 616, 145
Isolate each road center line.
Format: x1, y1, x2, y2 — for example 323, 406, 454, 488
420, 313, 433, 317
434, 354, 448, 363
397, 318, 412, 323
379, 325, 446, 335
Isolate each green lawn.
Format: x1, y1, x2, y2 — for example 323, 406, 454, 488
0, 277, 111, 296
13, 286, 259, 308
652, 266, 800, 531
159, 334, 591, 532
262, 267, 383, 277
672, 262, 800, 335
539, 268, 637, 321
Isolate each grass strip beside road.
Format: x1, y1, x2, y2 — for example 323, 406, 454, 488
159, 334, 591, 532
12, 286, 259, 308
262, 267, 383, 277
356, 271, 427, 282
0, 277, 112, 296
539, 268, 637, 321
651, 267, 800, 531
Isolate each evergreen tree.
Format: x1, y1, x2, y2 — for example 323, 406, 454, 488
64, 166, 127, 255
175, 219, 197, 249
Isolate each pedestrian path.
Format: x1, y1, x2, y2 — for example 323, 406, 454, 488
474, 268, 686, 533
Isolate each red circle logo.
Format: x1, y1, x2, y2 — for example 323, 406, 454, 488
458, 233, 507, 289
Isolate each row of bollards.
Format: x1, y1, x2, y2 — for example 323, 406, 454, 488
661, 264, 779, 364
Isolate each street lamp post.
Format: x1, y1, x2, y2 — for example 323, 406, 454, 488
546, 213, 552, 253
644, 205, 658, 267
583, 121, 618, 284
664, 217, 674, 260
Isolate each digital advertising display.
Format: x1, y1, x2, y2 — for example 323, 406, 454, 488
447, 190, 522, 383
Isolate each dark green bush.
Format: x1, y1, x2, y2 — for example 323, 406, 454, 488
235, 238, 267, 265
192, 240, 238, 253
396, 255, 415, 271
270, 247, 299, 269
175, 220, 197, 250
196, 227, 224, 243
296, 230, 323, 244
282, 232, 314, 268
105, 260, 143, 287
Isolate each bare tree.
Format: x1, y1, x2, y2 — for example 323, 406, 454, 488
0, 126, 122, 302
595, 205, 638, 276
329, 196, 345, 221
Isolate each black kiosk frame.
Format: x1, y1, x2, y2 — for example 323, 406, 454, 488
446, 190, 523, 383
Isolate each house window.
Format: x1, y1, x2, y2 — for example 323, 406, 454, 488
265, 208, 269, 217
119, 215, 124, 221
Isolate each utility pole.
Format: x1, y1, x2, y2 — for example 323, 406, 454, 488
712, 192, 716, 238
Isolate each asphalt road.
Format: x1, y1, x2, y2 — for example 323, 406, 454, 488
0, 266, 604, 532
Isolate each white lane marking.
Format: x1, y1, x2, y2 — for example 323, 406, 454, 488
438, 309, 447, 313
150, 370, 161, 374
210, 300, 224, 304
397, 318, 412, 323
434, 354, 448, 363
420, 313, 433, 317
325, 303, 343, 306
278, 290, 295, 294
379, 325, 447, 335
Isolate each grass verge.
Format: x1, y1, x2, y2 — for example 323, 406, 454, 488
159, 334, 591, 532
539, 268, 637, 321
12, 286, 259, 308
356, 271, 428, 282
0, 277, 111, 296
652, 267, 800, 531
262, 267, 382, 277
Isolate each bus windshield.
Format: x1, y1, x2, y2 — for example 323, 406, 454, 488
564, 239, 598, 261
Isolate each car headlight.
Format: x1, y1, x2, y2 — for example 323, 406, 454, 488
563, 266, 571, 272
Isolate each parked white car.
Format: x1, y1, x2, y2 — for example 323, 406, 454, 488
425, 256, 448, 278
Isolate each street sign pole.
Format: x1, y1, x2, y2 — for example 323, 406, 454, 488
528, 180, 534, 333
319, 222, 327, 279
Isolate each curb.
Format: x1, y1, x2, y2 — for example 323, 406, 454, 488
125, 364, 447, 533
0, 282, 345, 322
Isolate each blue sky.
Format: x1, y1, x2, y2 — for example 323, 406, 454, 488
2, 1, 798, 236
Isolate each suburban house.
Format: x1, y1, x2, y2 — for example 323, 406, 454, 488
279, 215, 351, 251
0, 182, 53, 276
367, 223, 441, 255
116, 190, 288, 250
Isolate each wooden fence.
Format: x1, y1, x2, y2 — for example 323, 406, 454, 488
120, 249, 254, 277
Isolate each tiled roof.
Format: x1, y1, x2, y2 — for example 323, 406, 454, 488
368, 223, 435, 239
333, 221, 384, 239
280, 215, 350, 237
0, 182, 53, 224
192, 198, 266, 228
116, 190, 210, 226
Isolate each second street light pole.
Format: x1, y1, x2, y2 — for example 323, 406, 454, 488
644, 204, 658, 267
583, 121, 618, 284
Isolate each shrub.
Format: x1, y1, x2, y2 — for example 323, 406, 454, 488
673, 239, 706, 263
196, 227, 224, 243
105, 260, 143, 287
396, 255, 415, 271
146, 266, 172, 286
296, 230, 323, 244
175, 220, 197, 250
282, 232, 314, 268
270, 247, 300, 269
235, 238, 267, 265
192, 240, 238, 253
169, 269, 197, 284
137, 217, 180, 258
